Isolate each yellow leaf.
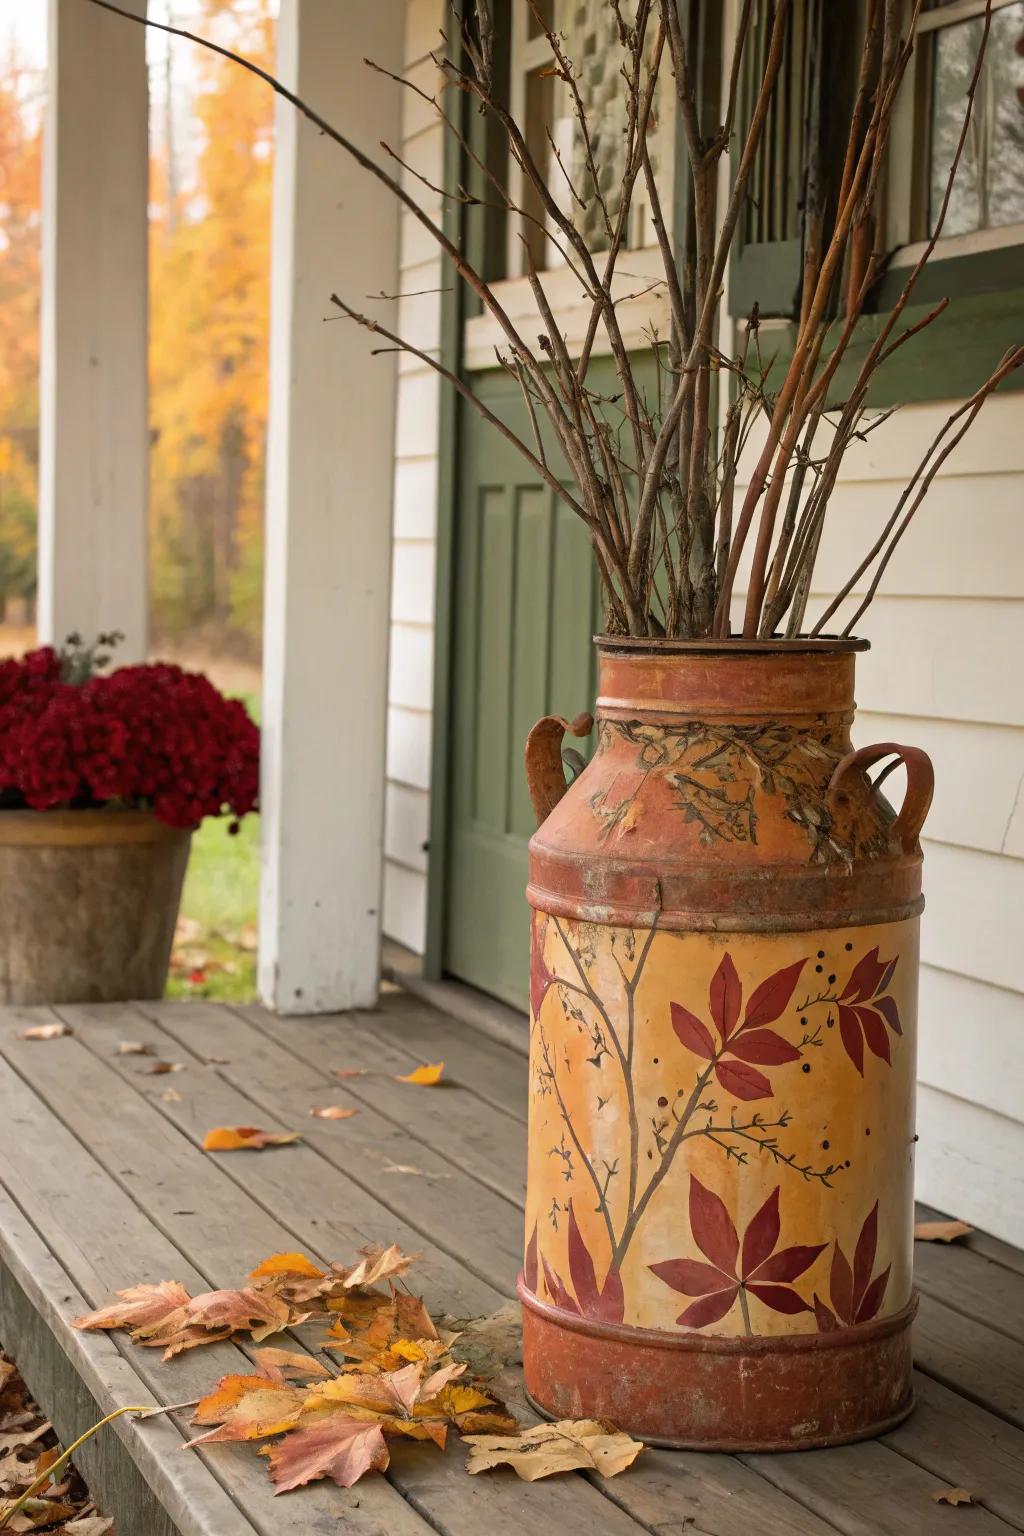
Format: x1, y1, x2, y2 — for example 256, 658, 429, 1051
914, 1219, 973, 1244
202, 1126, 300, 1151
248, 1253, 324, 1282
394, 1062, 444, 1086
441, 1383, 496, 1415
932, 1488, 974, 1506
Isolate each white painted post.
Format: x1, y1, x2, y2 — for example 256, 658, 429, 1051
38, 0, 149, 661
260, 0, 404, 1014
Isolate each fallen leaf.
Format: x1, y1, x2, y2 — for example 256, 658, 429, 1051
339, 1244, 418, 1290
160, 1087, 183, 1103
16, 1023, 70, 1041
0, 1494, 78, 1527
394, 1062, 444, 1086
333, 1068, 368, 1080
65, 1518, 115, 1535
115, 1041, 152, 1056
72, 1281, 192, 1333
253, 1348, 330, 1384
393, 1292, 438, 1343
186, 1374, 306, 1446
464, 1419, 643, 1481
143, 1060, 185, 1075
932, 1487, 974, 1506
248, 1253, 331, 1305
305, 1361, 430, 1420
915, 1219, 974, 1244
309, 1105, 358, 1120
203, 1126, 300, 1151
260, 1416, 389, 1493
447, 1303, 522, 1378
206, 1054, 230, 1065
249, 1253, 324, 1283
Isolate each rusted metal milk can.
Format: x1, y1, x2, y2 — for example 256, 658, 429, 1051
520, 639, 933, 1449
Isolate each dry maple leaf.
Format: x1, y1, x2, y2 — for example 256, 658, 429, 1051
339, 1243, 418, 1290
133, 1287, 294, 1358
202, 1126, 300, 1151
186, 1374, 306, 1446
249, 1253, 324, 1284
309, 1105, 358, 1120
248, 1253, 333, 1305
304, 1361, 432, 1420
393, 1292, 438, 1343
72, 1281, 191, 1334
143, 1061, 185, 1075
64, 1518, 115, 1535
932, 1487, 974, 1506
394, 1062, 444, 1086
260, 1416, 389, 1493
115, 1041, 152, 1056
253, 1348, 330, 1384
464, 1419, 643, 1481
915, 1219, 974, 1244
1, 1494, 79, 1527
333, 1068, 368, 1080
16, 1023, 70, 1041
206, 1054, 229, 1064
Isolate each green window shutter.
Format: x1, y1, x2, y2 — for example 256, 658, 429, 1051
730, 0, 823, 320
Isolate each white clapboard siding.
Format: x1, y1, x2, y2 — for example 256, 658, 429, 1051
383, 0, 445, 951
918, 966, 1023, 1127
915, 1086, 1024, 1248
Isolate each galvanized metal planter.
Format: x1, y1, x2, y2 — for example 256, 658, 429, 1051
0, 809, 191, 1005
520, 639, 933, 1450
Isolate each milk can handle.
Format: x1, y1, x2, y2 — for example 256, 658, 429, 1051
525, 712, 594, 828
827, 741, 935, 853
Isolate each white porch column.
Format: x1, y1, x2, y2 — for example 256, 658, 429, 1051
260, 0, 403, 1013
38, 0, 149, 661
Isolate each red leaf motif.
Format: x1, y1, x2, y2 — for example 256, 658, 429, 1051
541, 1256, 580, 1315
829, 1242, 854, 1326
596, 1264, 625, 1325
856, 1006, 891, 1065
837, 1004, 865, 1075
875, 995, 903, 1036
649, 1258, 733, 1296
878, 958, 897, 995
813, 1294, 838, 1332
670, 1002, 716, 1060
524, 1224, 538, 1292
840, 946, 886, 1004
741, 1187, 781, 1279
676, 1287, 739, 1329
566, 1200, 600, 1315
751, 1243, 827, 1284
855, 1263, 891, 1324
741, 959, 807, 1028
852, 1203, 879, 1315
745, 1282, 811, 1315
530, 916, 554, 1020
689, 1176, 740, 1276
709, 953, 741, 1041
727, 1028, 801, 1066
714, 1058, 773, 1102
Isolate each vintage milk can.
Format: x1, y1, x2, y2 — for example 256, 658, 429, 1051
520, 638, 933, 1449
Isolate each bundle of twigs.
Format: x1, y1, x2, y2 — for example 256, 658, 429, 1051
92, 0, 1023, 640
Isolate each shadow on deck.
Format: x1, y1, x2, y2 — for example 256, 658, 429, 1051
0, 990, 1022, 1535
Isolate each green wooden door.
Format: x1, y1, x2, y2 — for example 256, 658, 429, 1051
444, 368, 600, 1009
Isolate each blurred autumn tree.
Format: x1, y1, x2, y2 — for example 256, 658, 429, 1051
0, 3, 273, 655
150, 0, 273, 657
0, 45, 42, 621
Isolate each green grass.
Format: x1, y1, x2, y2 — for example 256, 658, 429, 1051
166, 690, 261, 1003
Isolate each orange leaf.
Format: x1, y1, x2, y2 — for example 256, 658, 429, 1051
186, 1373, 306, 1445
914, 1219, 973, 1244
394, 1062, 444, 1086
72, 1281, 191, 1333
932, 1487, 974, 1506
309, 1105, 358, 1120
254, 1348, 330, 1383
339, 1243, 419, 1290
260, 1416, 389, 1492
202, 1126, 300, 1151
248, 1253, 324, 1282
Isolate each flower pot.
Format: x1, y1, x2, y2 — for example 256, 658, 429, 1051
0, 810, 191, 1005
520, 638, 934, 1450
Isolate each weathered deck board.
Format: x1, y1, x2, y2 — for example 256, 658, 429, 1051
1, 992, 1023, 1536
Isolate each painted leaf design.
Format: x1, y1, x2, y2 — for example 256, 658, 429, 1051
740, 1187, 780, 1278
852, 1203, 879, 1314
878, 958, 898, 995
856, 1263, 891, 1323
741, 959, 806, 1028
875, 994, 902, 1036
648, 1258, 734, 1296
675, 1287, 738, 1328
751, 1243, 826, 1284
566, 1201, 622, 1322
829, 1242, 854, 1325
837, 1004, 865, 1075
670, 1002, 716, 1060
726, 1028, 801, 1066
524, 1224, 539, 1292
840, 946, 886, 1003
714, 1057, 773, 1102
596, 1264, 626, 1325
530, 916, 554, 1020
689, 1176, 739, 1276
813, 1294, 838, 1332
541, 1256, 580, 1315
856, 1006, 891, 1065
746, 1282, 812, 1315
708, 953, 741, 1041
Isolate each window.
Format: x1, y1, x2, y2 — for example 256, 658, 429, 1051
888, 0, 1024, 254
503, 0, 676, 277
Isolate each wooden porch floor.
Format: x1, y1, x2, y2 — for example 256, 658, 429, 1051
1, 989, 1023, 1535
